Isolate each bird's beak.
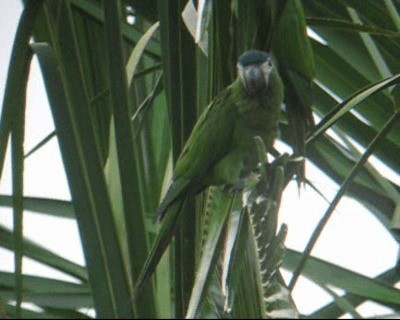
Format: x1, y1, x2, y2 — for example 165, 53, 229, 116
238, 64, 269, 96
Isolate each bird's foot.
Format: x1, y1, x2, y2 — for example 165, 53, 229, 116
228, 172, 261, 195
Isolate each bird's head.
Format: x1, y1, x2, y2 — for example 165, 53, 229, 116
237, 50, 274, 96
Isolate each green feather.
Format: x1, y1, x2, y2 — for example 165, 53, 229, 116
155, 177, 191, 221
134, 51, 284, 296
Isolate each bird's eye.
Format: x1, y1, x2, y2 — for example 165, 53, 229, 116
267, 59, 273, 68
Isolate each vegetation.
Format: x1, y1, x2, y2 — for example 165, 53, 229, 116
1, 0, 399, 318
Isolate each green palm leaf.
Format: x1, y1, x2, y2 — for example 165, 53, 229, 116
1, 0, 399, 318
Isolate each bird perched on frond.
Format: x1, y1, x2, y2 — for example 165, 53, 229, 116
134, 49, 284, 294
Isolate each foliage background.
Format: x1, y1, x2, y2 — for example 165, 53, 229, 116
0, 0, 399, 318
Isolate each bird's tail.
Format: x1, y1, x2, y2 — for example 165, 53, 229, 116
134, 200, 185, 298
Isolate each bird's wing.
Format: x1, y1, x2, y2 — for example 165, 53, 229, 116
174, 85, 237, 179
135, 85, 239, 294
155, 85, 238, 220
155, 176, 191, 221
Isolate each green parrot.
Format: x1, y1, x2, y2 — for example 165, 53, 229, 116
134, 49, 284, 294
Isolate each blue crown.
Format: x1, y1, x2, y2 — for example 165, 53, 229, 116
238, 50, 270, 66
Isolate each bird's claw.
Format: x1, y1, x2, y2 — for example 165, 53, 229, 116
228, 172, 261, 195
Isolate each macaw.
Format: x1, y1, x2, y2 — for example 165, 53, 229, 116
135, 49, 284, 294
